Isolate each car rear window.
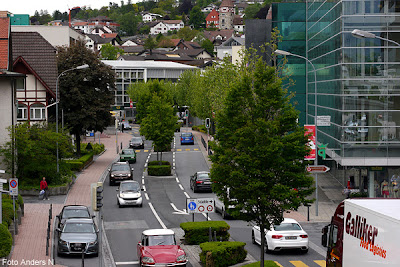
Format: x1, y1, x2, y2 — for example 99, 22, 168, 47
273, 223, 302, 231
181, 133, 192, 137
198, 173, 210, 180
131, 137, 142, 142
122, 149, 134, 154
63, 209, 90, 219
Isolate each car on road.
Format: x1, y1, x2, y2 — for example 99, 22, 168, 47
108, 162, 134, 186
252, 218, 309, 253
56, 205, 93, 230
116, 180, 143, 207
120, 121, 132, 130
137, 229, 188, 266
190, 171, 212, 192
56, 218, 99, 257
130, 136, 144, 149
180, 132, 194, 145
119, 148, 136, 163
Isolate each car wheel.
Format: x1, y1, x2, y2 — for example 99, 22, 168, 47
139, 203, 143, 207
252, 231, 256, 244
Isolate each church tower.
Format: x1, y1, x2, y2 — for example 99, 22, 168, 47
219, 0, 234, 30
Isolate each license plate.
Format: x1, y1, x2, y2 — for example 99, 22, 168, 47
204, 182, 211, 184
285, 236, 297, 240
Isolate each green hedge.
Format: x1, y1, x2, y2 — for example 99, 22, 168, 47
243, 261, 280, 267
199, 241, 247, 267
65, 152, 93, 171
180, 221, 230, 245
0, 223, 12, 257
1, 202, 14, 228
192, 125, 207, 133
81, 142, 105, 155
148, 165, 171, 176
148, 161, 171, 166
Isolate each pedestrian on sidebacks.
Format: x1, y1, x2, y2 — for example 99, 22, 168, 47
40, 177, 49, 200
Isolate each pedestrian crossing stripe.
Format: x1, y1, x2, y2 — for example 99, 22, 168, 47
273, 260, 325, 267
134, 150, 149, 153
175, 149, 200, 152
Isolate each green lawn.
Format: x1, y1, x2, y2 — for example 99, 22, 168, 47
243, 261, 280, 267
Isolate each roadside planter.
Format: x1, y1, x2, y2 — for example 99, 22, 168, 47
147, 161, 171, 176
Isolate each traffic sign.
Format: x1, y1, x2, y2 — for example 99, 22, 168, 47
186, 198, 215, 213
9, 178, 18, 196
306, 165, 330, 173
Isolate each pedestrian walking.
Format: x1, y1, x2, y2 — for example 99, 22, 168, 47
40, 177, 49, 200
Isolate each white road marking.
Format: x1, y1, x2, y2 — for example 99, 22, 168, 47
176, 177, 179, 183
179, 184, 184, 190
144, 193, 149, 200
149, 202, 167, 229
115, 261, 139, 265
184, 192, 190, 198
142, 179, 144, 184
142, 185, 146, 191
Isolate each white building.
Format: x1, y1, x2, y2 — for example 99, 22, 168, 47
142, 13, 163, 22
149, 21, 169, 35
163, 20, 184, 32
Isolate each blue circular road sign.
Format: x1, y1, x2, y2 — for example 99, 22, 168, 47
188, 202, 196, 210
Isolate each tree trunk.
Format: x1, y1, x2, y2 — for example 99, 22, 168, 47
75, 132, 81, 157
160, 151, 163, 163
260, 225, 265, 267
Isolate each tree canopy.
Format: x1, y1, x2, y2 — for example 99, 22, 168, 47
100, 43, 124, 60
209, 54, 314, 265
189, 6, 205, 29
57, 40, 115, 156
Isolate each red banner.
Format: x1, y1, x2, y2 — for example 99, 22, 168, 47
129, 99, 133, 108
305, 125, 316, 160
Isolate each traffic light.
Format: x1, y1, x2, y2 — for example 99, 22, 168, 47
92, 182, 103, 211
185, 109, 189, 117
205, 118, 210, 129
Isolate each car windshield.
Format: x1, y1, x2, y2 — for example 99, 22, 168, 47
122, 149, 134, 155
63, 209, 90, 219
273, 223, 302, 231
131, 137, 142, 143
181, 133, 192, 137
198, 173, 210, 180
120, 182, 140, 192
111, 164, 129, 171
63, 223, 95, 233
147, 234, 176, 246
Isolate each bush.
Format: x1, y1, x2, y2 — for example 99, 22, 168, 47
148, 165, 171, 176
0, 223, 12, 257
17, 194, 24, 206
180, 221, 230, 245
199, 241, 247, 267
2, 195, 19, 211
148, 161, 171, 166
192, 124, 207, 133
66, 161, 84, 171
65, 152, 93, 171
81, 143, 104, 155
1, 202, 14, 228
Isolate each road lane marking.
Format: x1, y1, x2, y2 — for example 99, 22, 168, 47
179, 184, 184, 190
144, 150, 149, 152
142, 179, 144, 184
290, 261, 309, 267
177, 149, 182, 151
184, 192, 190, 198
309, 241, 327, 257
135, 150, 140, 152
149, 202, 167, 229
314, 260, 326, 267
144, 193, 149, 200
274, 262, 284, 267
176, 177, 179, 183
143, 185, 146, 191
194, 148, 199, 151
185, 149, 190, 151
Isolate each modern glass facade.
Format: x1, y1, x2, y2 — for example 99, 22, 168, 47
306, 0, 400, 197
273, 2, 307, 126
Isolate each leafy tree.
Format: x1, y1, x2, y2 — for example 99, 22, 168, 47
201, 39, 214, 56
100, 43, 124, 60
144, 36, 157, 55
0, 123, 73, 186
179, 0, 193, 15
244, 3, 262, 19
210, 55, 314, 266
52, 10, 63, 20
117, 11, 142, 36
254, 5, 270, 19
189, 6, 205, 29
57, 40, 115, 156
174, 27, 198, 41
140, 94, 176, 161
139, 25, 150, 34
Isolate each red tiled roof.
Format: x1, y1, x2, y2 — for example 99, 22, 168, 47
73, 22, 88, 26
102, 33, 118, 38
220, 0, 234, 8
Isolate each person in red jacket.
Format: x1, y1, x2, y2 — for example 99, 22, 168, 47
40, 177, 49, 200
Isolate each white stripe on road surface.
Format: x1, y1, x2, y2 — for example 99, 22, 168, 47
309, 240, 327, 257
175, 177, 179, 183
115, 261, 139, 265
179, 184, 184, 190
184, 192, 190, 199
149, 202, 167, 229
144, 193, 149, 200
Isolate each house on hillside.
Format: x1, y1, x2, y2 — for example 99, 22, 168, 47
219, 0, 235, 30
147, 21, 169, 35
233, 15, 244, 33
201, 4, 218, 13
203, 29, 234, 46
85, 34, 120, 52
12, 32, 58, 124
142, 13, 163, 22
163, 20, 184, 32
206, 9, 219, 28
216, 36, 245, 64
88, 16, 119, 32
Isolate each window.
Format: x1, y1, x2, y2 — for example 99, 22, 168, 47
15, 78, 25, 91
30, 103, 45, 120
17, 104, 28, 120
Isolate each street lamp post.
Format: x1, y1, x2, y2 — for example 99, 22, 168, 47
275, 49, 319, 216
351, 29, 400, 46
55, 64, 89, 173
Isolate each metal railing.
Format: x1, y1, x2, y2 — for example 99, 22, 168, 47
46, 204, 52, 256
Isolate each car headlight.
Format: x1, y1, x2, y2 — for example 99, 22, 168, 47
59, 239, 67, 245
111, 174, 115, 178
127, 173, 131, 177
120, 193, 125, 198
142, 257, 154, 264
176, 254, 187, 262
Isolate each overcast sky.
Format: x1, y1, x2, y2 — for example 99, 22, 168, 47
3, 1, 138, 17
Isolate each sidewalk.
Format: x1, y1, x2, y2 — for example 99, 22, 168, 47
189, 127, 346, 223
9, 131, 132, 267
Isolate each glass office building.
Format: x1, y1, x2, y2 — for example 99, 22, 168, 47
306, 0, 400, 197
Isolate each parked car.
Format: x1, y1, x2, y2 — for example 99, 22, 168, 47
180, 132, 194, 145
56, 218, 99, 257
108, 162, 134, 186
116, 180, 143, 207
120, 121, 132, 130
190, 171, 212, 193
56, 205, 93, 229
137, 229, 188, 266
130, 136, 144, 149
252, 218, 309, 253
120, 148, 136, 163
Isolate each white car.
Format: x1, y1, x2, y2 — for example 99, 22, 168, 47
252, 218, 309, 253
116, 180, 143, 207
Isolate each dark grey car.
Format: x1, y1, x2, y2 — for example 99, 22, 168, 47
56, 205, 93, 229
129, 136, 144, 149
190, 171, 212, 192
108, 162, 134, 186
57, 218, 99, 257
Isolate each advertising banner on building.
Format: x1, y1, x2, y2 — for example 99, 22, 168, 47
305, 125, 316, 160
